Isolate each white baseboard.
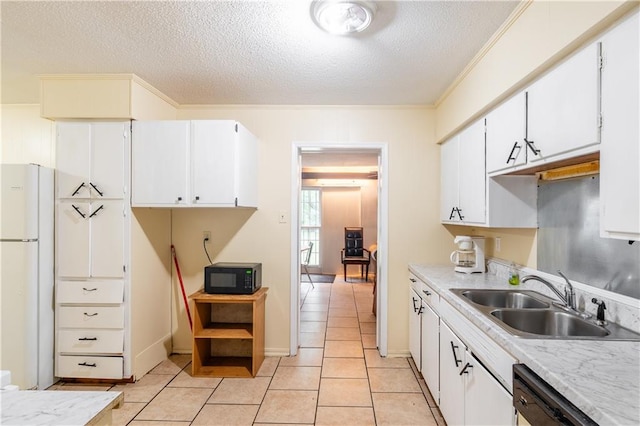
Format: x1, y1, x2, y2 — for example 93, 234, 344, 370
134, 333, 172, 379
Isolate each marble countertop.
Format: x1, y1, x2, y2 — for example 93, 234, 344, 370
409, 263, 640, 426
0, 389, 123, 425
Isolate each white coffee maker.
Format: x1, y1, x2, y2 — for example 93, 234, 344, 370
450, 236, 485, 273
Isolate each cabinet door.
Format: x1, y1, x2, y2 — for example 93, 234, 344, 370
56, 201, 90, 278
408, 289, 422, 371
236, 123, 259, 207
56, 123, 92, 198
600, 10, 640, 240
90, 201, 124, 278
465, 353, 515, 425
440, 137, 459, 222
458, 120, 486, 224
439, 321, 466, 426
527, 42, 600, 163
91, 122, 128, 199
486, 92, 527, 174
190, 120, 236, 205
132, 121, 190, 206
421, 300, 439, 404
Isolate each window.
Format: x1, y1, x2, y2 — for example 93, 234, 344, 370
300, 188, 321, 267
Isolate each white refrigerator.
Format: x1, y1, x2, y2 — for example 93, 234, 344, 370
0, 164, 55, 389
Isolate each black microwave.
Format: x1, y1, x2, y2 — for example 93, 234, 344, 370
204, 262, 262, 295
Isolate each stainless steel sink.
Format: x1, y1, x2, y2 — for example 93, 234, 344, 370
458, 289, 550, 309
451, 288, 640, 340
491, 309, 609, 337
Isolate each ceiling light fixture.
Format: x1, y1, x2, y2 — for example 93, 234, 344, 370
310, 0, 376, 35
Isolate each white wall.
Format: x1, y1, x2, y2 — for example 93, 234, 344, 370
1, 105, 55, 165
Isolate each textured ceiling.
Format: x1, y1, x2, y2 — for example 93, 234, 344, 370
1, 1, 519, 105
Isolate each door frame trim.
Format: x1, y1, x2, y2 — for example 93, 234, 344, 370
290, 141, 388, 356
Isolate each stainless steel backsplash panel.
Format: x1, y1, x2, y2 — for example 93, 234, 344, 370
538, 175, 640, 299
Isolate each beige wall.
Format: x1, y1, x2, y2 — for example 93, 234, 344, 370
174, 106, 447, 356
1, 104, 55, 165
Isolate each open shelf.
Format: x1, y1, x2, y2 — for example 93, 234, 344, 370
190, 288, 268, 378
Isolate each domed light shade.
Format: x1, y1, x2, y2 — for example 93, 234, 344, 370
311, 0, 376, 35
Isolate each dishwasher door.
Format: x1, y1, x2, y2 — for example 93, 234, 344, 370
513, 364, 598, 426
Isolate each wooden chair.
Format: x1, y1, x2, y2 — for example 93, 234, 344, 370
301, 241, 314, 288
341, 227, 370, 281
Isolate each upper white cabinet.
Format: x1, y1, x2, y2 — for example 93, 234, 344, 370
599, 10, 640, 241
526, 42, 601, 165
131, 121, 190, 206
486, 41, 601, 176
56, 122, 128, 199
132, 120, 258, 208
486, 92, 527, 174
441, 119, 486, 224
441, 119, 537, 228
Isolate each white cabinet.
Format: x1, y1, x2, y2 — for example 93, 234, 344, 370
599, 10, 640, 241
440, 119, 486, 224
56, 122, 128, 199
56, 200, 124, 279
131, 120, 190, 206
439, 321, 514, 426
132, 120, 259, 208
442, 119, 537, 228
55, 121, 130, 381
420, 300, 440, 404
526, 42, 601, 165
486, 92, 527, 175
409, 288, 422, 371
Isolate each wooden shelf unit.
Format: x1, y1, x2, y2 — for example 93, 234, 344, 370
190, 287, 268, 378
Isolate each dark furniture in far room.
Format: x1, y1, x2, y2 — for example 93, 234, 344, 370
341, 227, 371, 281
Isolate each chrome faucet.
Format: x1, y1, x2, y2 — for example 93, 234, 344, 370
521, 270, 576, 311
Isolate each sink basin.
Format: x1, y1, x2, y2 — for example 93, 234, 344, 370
460, 289, 550, 309
491, 309, 610, 337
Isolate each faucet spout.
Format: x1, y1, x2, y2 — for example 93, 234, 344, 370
556, 270, 576, 310
521, 274, 572, 309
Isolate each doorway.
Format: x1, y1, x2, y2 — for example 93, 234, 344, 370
290, 142, 388, 357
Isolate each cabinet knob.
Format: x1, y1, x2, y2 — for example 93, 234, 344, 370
177, 197, 183, 202
195, 196, 200, 201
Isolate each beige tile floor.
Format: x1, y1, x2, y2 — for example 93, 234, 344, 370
50, 276, 445, 425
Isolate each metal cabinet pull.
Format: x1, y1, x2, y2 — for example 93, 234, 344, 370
409, 278, 416, 283
78, 362, 97, 367
450, 341, 462, 367
412, 297, 418, 312
89, 182, 104, 197
71, 204, 86, 218
71, 182, 86, 196
524, 138, 540, 156
88, 204, 104, 218
83, 312, 98, 317
177, 196, 183, 202
82, 287, 97, 292
506, 141, 521, 164
195, 196, 200, 201
459, 362, 473, 375
422, 290, 431, 296
417, 306, 424, 315
456, 208, 464, 221
518, 396, 528, 408
449, 207, 456, 220
78, 337, 98, 341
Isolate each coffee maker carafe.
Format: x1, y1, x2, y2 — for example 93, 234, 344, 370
450, 236, 485, 273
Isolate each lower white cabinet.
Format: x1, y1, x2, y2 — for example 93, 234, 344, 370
420, 300, 440, 404
409, 288, 422, 371
57, 355, 123, 380
439, 321, 514, 426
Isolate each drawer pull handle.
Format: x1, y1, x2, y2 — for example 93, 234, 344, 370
409, 278, 416, 283
422, 290, 431, 296
78, 362, 97, 367
519, 396, 528, 408
82, 287, 98, 292
84, 312, 99, 317
450, 341, 462, 367
78, 337, 98, 341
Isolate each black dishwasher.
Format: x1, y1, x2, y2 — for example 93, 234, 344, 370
513, 364, 598, 425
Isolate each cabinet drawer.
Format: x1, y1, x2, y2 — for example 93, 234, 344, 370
57, 280, 124, 304
58, 306, 124, 329
57, 355, 123, 379
58, 329, 124, 354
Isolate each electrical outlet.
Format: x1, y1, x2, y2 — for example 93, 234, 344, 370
495, 237, 501, 252
203, 231, 211, 243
